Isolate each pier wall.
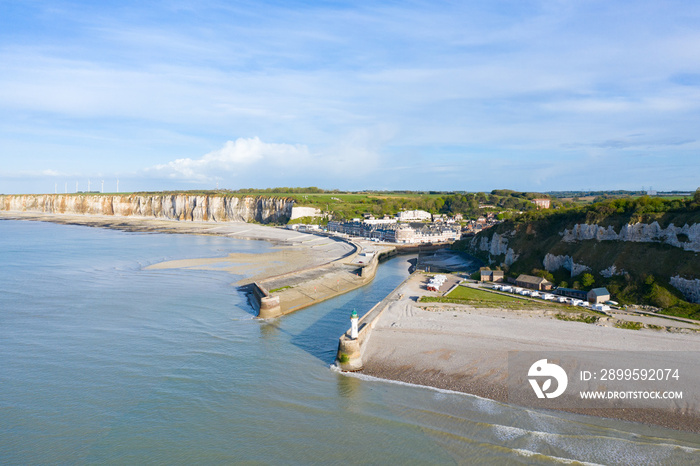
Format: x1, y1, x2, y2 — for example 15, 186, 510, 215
255, 242, 396, 319
251, 282, 282, 319
335, 271, 417, 371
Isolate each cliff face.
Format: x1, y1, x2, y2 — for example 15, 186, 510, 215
471, 231, 519, 266
562, 222, 700, 253
466, 217, 700, 304
0, 194, 294, 224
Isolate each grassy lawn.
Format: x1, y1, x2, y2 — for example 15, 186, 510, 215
215, 191, 449, 220
447, 285, 525, 303
420, 285, 551, 309
420, 285, 605, 315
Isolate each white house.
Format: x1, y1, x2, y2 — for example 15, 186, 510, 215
396, 210, 432, 222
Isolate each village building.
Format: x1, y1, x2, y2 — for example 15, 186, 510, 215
326, 220, 460, 244
554, 287, 589, 300
480, 267, 504, 282
396, 210, 432, 222
587, 287, 611, 304
515, 274, 553, 291
532, 198, 551, 209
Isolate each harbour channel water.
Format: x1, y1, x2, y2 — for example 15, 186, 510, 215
1, 220, 699, 464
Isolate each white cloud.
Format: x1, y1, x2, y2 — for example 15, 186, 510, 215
149, 137, 312, 180
41, 169, 63, 176
146, 127, 396, 187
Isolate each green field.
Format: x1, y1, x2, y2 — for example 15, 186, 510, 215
279, 192, 449, 220
420, 284, 563, 310
447, 285, 525, 303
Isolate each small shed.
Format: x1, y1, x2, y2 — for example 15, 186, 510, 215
588, 287, 611, 304
480, 267, 504, 282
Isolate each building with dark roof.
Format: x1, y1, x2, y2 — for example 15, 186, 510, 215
587, 287, 611, 304
554, 287, 588, 300
515, 274, 553, 291
480, 267, 504, 282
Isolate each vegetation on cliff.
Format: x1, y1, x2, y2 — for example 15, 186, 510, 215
228, 188, 556, 220
455, 191, 700, 319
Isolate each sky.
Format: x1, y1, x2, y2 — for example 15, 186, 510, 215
1, 0, 700, 194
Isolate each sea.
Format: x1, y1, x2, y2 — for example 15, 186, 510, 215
1, 219, 699, 464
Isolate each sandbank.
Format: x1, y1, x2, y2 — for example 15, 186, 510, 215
0, 211, 357, 283
0, 211, 394, 315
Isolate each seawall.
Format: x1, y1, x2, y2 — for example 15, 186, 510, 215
251, 243, 398, 319
251, 282, 282, 319
0, 194, 294, 224
335, 270, 417, 371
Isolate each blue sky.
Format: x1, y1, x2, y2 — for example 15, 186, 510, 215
1, 0, 699, 194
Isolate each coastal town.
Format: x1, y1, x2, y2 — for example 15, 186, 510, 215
288, 208, 503, 244
286, 196, 555, 244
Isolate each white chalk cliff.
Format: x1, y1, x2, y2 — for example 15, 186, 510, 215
670, 276, 700, 304
472, 231, 519, 266
0, 194, 294, 224
542, 254, 591, 277
561, 222, 700, 253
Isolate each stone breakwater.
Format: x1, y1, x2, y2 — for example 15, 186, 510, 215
0, 194, 294, 224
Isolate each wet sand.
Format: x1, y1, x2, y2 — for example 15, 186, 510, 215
0, 211, 391, 315
1, 211, 356, 284
361, 274, 700, 432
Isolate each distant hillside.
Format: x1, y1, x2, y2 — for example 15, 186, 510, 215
455, 192, 700, 320
233, 188, 558, 220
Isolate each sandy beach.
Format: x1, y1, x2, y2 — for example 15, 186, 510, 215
0, 211, 397, 317
0, 211, 356, 284
361, 273, 700, 432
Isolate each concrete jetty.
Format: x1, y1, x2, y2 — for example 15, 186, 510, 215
251, 238, 398, 319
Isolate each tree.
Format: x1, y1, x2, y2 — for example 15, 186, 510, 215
532, 268, 554, 282
581, 273, 595, 288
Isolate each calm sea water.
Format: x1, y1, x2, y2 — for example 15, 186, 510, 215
1, 220, 699, 464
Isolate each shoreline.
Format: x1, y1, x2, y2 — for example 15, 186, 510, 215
356, 273, 700, 433
6, 211, 699, 432
361, 358, 700, 434
0, 211, 314, 244
0, 211, 387, 317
